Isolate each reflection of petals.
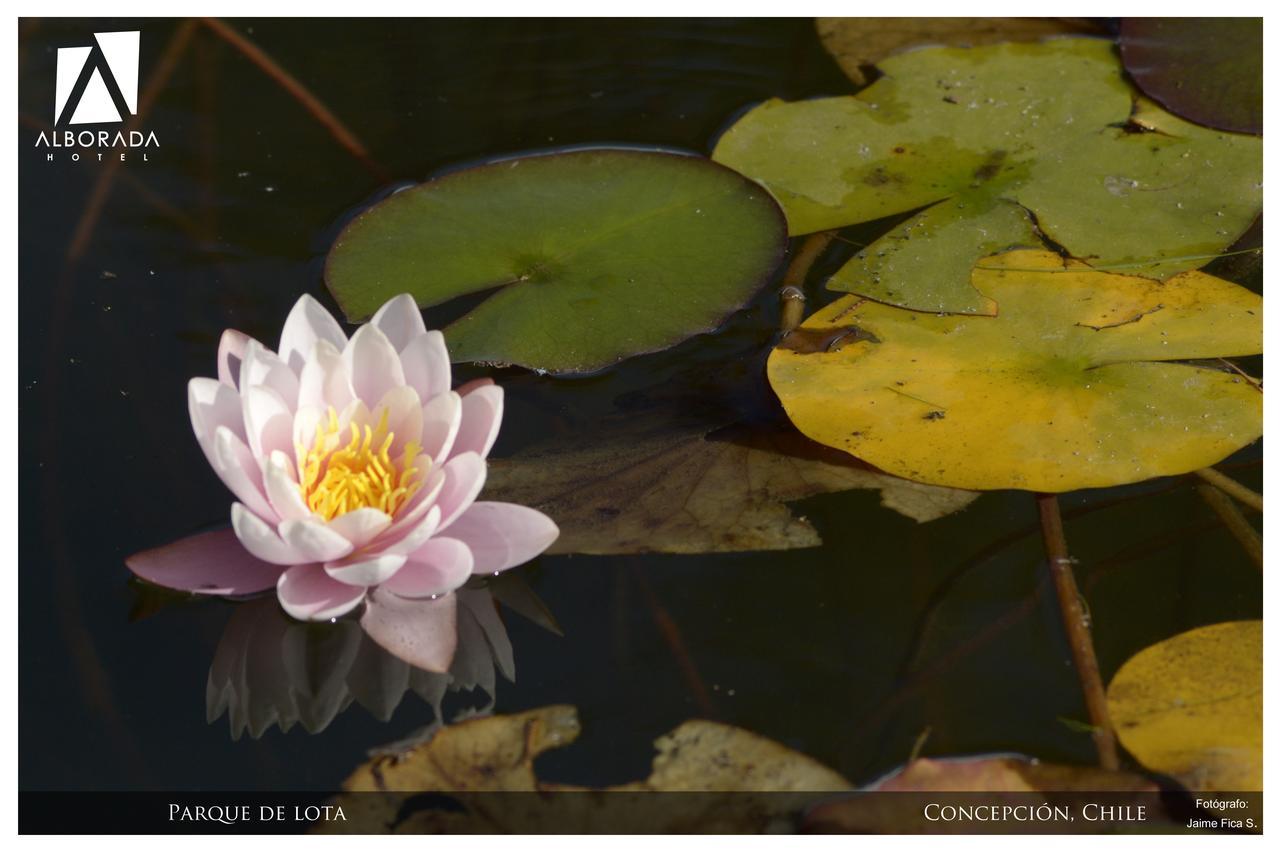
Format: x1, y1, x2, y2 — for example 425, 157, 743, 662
127, 528, 284, 595
458, 587, 515, 685
205, 586, 525, 739
360, 588, 458, 673
346, 636, 411, 722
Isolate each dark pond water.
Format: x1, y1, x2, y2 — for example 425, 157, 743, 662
19, 18, 1262, 792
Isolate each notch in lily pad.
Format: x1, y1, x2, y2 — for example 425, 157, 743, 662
768, 250, 1262, 493
325, 149, 788, 375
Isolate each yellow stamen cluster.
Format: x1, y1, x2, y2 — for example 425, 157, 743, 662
297, 407, 424, 520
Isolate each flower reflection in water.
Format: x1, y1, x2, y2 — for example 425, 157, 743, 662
207, 586, 515, 740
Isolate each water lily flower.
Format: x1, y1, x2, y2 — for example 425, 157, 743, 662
127, 293, 558, 669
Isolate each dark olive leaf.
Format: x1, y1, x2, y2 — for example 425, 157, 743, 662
325, 149, 787, 374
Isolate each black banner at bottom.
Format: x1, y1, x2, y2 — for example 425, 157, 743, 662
19, 790, 1262, 834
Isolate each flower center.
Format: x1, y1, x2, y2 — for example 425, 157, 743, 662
297, 407, 424, 521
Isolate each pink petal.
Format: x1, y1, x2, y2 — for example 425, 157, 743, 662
126, 528, 285, 595
454, 377, 494, 396
242, 385, 295, 462
217, 329, 252, 389
325, 508, 392, 549
360, 587, 458, 672
370, 294, 427, 352
278, 294, 348, 375
324, 552, 407, 587
381, 538, 473, 598
343, 324, 405, 407
279, 518, 354, 562
373, 503, 441, 556
231, 502, 303, 565
296, 339, 355, 413
435, 452, 486, 532
276, 564, 366, 621
452, 384, 503, 460
400, 331, 451, 403
444, 502, 559, 574
213, 428, 277, 522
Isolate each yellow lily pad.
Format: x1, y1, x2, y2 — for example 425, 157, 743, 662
1107, 621, 1261, 792
767, 250, 1262, 492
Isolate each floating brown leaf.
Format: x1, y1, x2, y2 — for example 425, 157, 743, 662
483, 416, 977, 555
806, 755, 1169, 834
332, 704, 851, 832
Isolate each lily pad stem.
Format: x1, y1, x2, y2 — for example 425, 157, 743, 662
779, 231, 836, 333
1036, 493, 1120, 770
1196, 484, 1263, 571
1194, 467, 1263, 513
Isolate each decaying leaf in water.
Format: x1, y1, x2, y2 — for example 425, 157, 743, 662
805, 755, 1166, 834
483, 413, 977, 555
1107, 621, 1262, 793
816, 17, 1100, 86
331, 704, 852, 832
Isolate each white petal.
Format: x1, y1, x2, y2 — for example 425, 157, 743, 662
213, 427, 277, 522
242, 385, 295, 463
343, 324, 406, 406
279, 518, 354, 562
239, 340, 299, 409
278, 294, 348, 375
419, 390, 461, 462
400, 330, 451, 403
297, 339, 355, 412
374, 385, 424, 458
264, 451, 312, 522
217, 329, 252, 389
452, 384, 503, 460
435, 452, 487, 532
325, 508, 393, 549
189, 377, 245, 465
371, 294, 428, 352
231, 502, 302, 565
324, 552, 407, 587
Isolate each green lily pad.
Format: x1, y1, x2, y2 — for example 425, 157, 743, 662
713, 38, 1262, 314
768, 250, 1262, 492
325, 149, 787, 374
1120, 18, 1261, 135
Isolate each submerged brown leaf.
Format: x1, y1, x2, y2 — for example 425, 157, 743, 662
806, 755, 1169, 834
816, 17, 1100, 86
333, 705, 851, 832
483, 416, 977, 555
